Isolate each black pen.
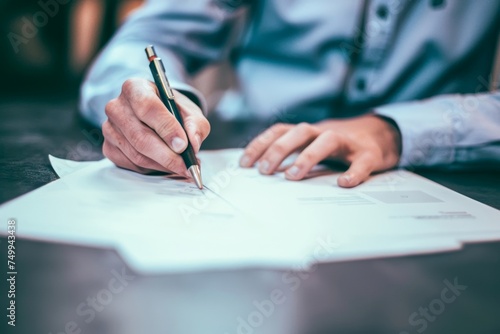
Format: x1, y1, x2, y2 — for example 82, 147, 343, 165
145, 45, 203, 189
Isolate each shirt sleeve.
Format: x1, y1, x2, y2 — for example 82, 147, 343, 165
79, 0, 249, 126
375, 91, 500, 169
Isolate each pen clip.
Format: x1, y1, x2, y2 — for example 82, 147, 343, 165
152, 58, 175, 99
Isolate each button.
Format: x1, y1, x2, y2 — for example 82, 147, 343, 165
356, 77, 366, 91
376, 5, 389, 20
430, 0, 446, 9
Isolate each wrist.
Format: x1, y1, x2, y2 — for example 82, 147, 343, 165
371, 114, 402, 167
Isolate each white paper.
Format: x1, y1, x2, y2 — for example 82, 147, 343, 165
1, 149, 499, 274
49, 154, 95, 178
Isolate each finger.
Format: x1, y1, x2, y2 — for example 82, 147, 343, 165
174, 90, 211, 152
285, 130, 342, 180
337, 152, 377, 188
102, 120, 187, 175
104, 101, 188, 175
240, 123, 292, 168
103, 121, 164, 172
257, 123, 320, 175
103, 139, 153, 174
120, 78, 188, 154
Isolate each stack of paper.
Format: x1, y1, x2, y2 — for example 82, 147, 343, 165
1, 149, 499, 274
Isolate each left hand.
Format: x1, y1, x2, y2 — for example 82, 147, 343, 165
239, 114, 402, 187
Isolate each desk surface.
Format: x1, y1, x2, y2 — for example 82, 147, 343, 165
1, 98, 499, 334
1, 98, 499, 208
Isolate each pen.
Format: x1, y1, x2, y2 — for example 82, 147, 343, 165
145, 45, 203, 189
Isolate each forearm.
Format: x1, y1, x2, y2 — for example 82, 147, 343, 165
79, 42, 202, 126
375, 91, 500, 169
79, 0, 249, 126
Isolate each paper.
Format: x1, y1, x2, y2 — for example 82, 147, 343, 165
1, 149, 499, 274
49, 154, 95, 178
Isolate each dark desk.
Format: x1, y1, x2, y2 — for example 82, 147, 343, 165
1, 98, 500, 334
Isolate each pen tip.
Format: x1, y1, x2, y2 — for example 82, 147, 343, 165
188, 165, 203, 190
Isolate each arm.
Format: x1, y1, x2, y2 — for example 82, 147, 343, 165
241, 91, 500, 187
79, 0, 249, 176
375, 91, 500, 169
376, 27, 500, 170
80, 0, 250, 126
241, 23, 500, 186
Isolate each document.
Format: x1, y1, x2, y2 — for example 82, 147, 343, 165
49, 154, 95, 178
1, 149, 499, 273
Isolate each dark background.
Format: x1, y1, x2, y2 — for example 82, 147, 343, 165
0, 0, 143, 203
0, 0, 143, 98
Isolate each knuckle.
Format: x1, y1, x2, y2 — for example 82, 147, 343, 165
296, 122, 310, 129
105, 99, 119, 119
270, 123, 287, 134
323, 129, 336, 138
256, 133, 271, 145
243, 148, 256, 158
129, 129, 148, 152
258, 129, 277, 145
300, 150, 316, 163
244, 141, 260, 157
135, 135, 153, 154
102, 140, 112, 158
129, 150, 147, 167
101, 121, 112, 137
200, 117, 211, 137
156, 120, 177, 139
270, 142, 288, 156
103, 141, 121, 165
121, 78, 139, 97
296, 122, 316, 135
135, 98, 156, 119
184, 113, 209, 136
324, 130, 341, 143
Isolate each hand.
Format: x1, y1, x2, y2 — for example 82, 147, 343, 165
102, 78, 210, 175
239, 114, 401, 187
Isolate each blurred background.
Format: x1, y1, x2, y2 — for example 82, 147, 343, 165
0, 0, 231, 109
0, 0, 152, 203
0, 0, 144, 99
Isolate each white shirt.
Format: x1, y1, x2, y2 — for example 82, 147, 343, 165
80, 0, 500, 168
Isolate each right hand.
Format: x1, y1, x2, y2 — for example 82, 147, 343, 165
102, 78, 210, 176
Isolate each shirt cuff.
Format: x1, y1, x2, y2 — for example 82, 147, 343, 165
374, 98, 456, 168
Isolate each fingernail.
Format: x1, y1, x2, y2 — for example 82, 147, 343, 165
240, 155, 251, 167
340, 173, 352, 184
287, 165, 301, 178
171, 137, 186, 153
259, 160, 270, 174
